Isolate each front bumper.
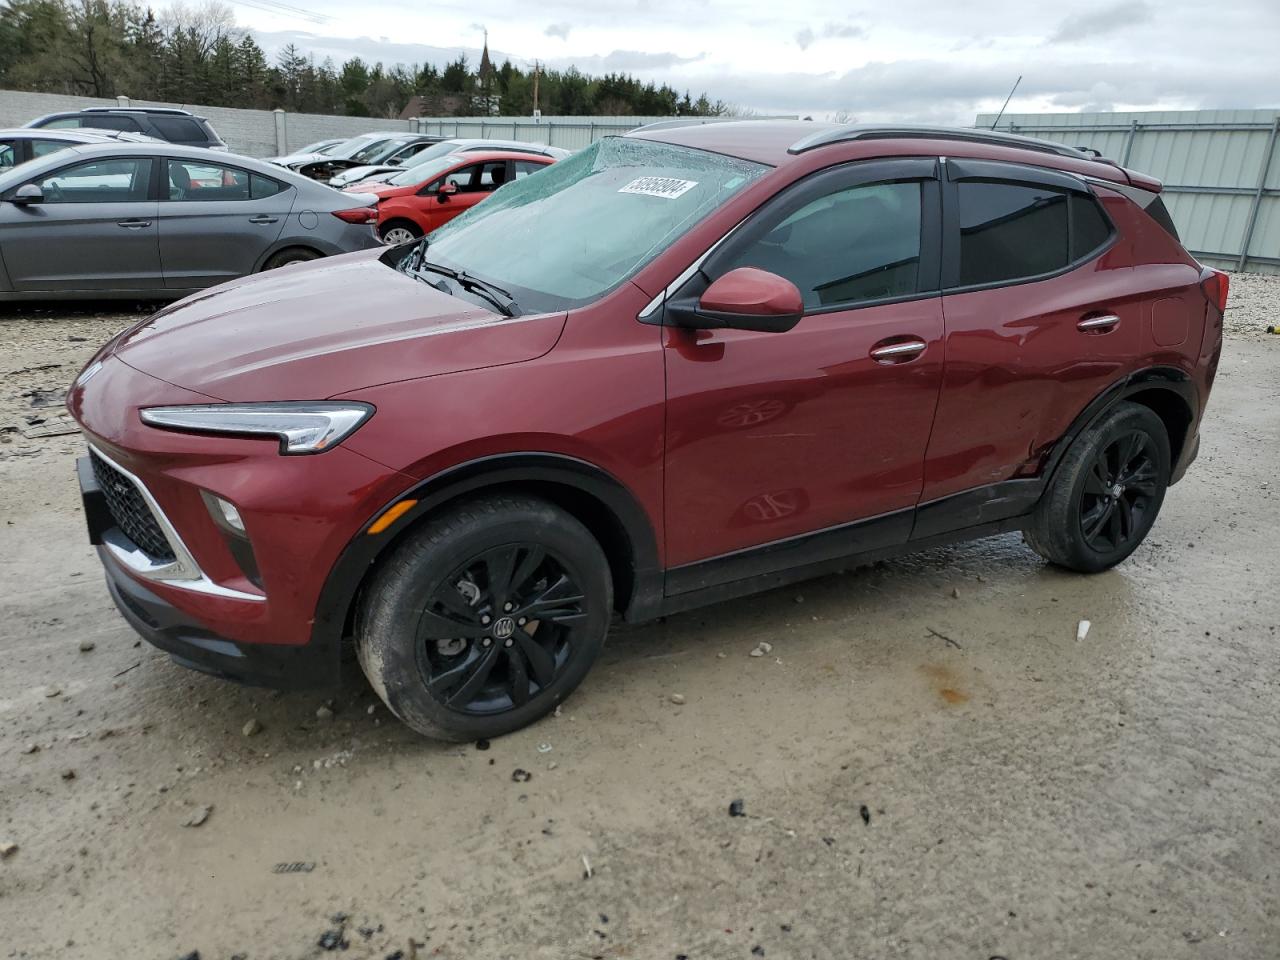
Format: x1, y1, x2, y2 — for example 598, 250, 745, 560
101, 546, 340, 688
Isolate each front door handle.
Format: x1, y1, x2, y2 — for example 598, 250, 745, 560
248, 215, 279, 224
116, 219, 151, 229
1078, 313, 1120, 332
870, 339, 927, 363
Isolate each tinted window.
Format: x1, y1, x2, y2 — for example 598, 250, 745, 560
150, 116, 206, 142
0, 140, 15, 170
718, 181, 923, 309
250, 174, 285, 199
957, 182, 1068, 286
38, 158, 151, 202
1070, 192, 1112, 260
167, 159, 250, 200
80, 115, 140, 132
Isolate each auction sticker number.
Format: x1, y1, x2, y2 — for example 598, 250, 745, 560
619, 177, 699, 199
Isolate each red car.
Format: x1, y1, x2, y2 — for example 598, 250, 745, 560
349, 149, 557, 245
71, 121, 1225, 740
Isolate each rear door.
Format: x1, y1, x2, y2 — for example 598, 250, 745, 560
920, 159, 1133, 514
157, 157, 291, 288
0, 156, 162, 292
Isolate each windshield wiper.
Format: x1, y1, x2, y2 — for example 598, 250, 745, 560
402, 239, 519, 317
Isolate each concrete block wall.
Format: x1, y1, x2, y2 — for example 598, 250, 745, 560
0, 89, 417, 157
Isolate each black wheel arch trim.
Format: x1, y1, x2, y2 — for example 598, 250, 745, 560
1042, 366, 1197, 488
310, 452, 664, 658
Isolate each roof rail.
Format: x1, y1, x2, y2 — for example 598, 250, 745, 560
626, 117, 740, 136
83, 106, 194, 116
787, 124, 1097, 160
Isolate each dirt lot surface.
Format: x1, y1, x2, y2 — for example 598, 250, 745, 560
2, 281, 1279, 960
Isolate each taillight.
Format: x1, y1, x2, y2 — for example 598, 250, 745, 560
332, 207, 377, 224
1201, 269, 1230, 313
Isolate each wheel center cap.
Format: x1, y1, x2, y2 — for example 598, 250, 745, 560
492, 616, 516, 640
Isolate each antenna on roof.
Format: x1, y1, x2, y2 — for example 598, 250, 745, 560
990, 75, 1022, 130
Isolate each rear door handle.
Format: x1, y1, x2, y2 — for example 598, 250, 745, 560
116, 219, 151, 229
1078, 313, 1120, 332
248, 215, 279, 224
870, 339, 928, 363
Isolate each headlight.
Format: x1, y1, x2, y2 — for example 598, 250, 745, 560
140, 402, 374, 455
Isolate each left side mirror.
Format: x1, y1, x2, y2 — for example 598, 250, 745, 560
686, 267, 804, 333
10, 183, 44, 205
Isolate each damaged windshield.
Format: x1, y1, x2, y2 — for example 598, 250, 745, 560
408, 137, 769, 312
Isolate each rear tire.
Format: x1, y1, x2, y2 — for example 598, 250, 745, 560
356, 496, 613, 741
1025, 402, 1171, 572
379, 221, 422, 246
262, 247, 321, 270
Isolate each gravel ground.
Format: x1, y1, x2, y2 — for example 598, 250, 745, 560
1, 278, 1278, 960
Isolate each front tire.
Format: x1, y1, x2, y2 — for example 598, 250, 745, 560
357, 496, 613, 741
1025, 401, 1171, 572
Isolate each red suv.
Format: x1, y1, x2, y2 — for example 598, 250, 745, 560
71, 121, 1226, 740
349, 149, 557, 245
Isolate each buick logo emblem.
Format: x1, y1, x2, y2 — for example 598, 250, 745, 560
492, 617, 516, 640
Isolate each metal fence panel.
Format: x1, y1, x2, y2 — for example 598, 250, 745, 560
976, 109, 1280, 274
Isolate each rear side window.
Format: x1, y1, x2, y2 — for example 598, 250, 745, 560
0, 140, 15, 169
955, 181, 1111, 287
32, 139, 74, 159
150, 116, 207, 142
80, 114, 140, 132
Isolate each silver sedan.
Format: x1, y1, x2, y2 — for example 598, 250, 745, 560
0, 142, 382, 300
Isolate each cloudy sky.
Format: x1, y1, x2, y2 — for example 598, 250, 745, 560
238, 0, 1280, 122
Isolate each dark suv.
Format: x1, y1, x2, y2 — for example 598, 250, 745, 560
70, 121, 1226, 741
27, 107, 226, 151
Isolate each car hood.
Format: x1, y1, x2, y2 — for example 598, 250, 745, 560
333, 164, 393, 182
110, 250, 567, 402
272, 151, 327, 167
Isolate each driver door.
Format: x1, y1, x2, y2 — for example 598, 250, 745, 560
0, 156, 162, 293
662, 158, 945, 590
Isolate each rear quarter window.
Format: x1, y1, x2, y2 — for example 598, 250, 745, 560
150, 116, 208, 142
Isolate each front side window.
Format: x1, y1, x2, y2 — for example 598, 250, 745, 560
716, 181, 923, 309
166, 159, 250, 200
420, 137, 769, 311
38, 158, 151, 202
41, 117, 82, 129
955, 181, 1111, 287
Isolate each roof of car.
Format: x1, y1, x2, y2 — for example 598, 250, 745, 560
0, 129, 153, 142
626, 119, 1119, 172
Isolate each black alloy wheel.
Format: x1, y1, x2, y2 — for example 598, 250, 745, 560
415, 543, 587, 716
1024, 401, 1171, 573
1077, 429, 1162, 553
357, 495, 612, 740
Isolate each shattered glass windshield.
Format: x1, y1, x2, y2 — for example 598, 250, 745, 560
415, 137, 770, 312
